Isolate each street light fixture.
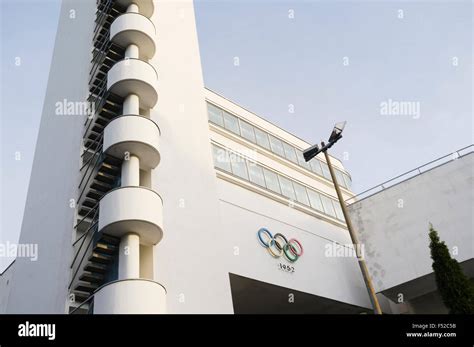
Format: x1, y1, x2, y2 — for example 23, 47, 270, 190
328, 121, 346, 143
303, 121, 383, 315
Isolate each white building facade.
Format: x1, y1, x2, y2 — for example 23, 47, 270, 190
7, 0, 470, 315
0, 0, 377, 314
348, 149, 474, 314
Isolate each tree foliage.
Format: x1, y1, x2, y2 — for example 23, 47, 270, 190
429, 224, 474, 314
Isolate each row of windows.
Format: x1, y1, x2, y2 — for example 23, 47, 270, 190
212, 144, 346, 222
207, 102, 352, 190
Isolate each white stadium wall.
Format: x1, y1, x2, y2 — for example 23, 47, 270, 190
348, 153, 473, 311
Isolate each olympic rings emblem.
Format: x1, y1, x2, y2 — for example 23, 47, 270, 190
257, 228, 303, 263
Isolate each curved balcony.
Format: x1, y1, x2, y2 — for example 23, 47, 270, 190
104, 115, 161, 169
110, 13, 156, 60
99, 186, 163, 245
116, 0, 154, 18
107, 59, 158, 108
93, 279, 166, 314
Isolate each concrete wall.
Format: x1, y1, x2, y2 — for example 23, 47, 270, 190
4, 0, 95, 313
149, 0, 370, 313
0, 262, 15, 313
151, 0, 234, 313
348, 153, 474, 303
408, 290, 448, 314
215, 179, 372, 310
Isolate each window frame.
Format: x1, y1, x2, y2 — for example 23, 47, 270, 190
222, 111, 240, 135
207, 103, 224, 127
335, 169, 347, 189
212, 145, 231, 172
247, 162, 266, 187
229, 152, 248, 180
239, 119, 256, 143
320, 161, 332, 180
254, 127, 271, 150
282, 142, 298, 164
332, 200, 345, 221
268, 135, 285, 157
207, 103, 354, 187
262, 168, 281, 194
278, 175, 297, 201
292, 181, 310, 206
320, 193, 337, 218
307, 189, 324, 212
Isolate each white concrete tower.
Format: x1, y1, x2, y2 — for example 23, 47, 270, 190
1, 0, 375, 315
4, 0, 221, 315
69, 0, 165, 314
94, 0, 165, 313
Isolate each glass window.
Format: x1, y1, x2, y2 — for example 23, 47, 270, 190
263, 168, 281, 194
223, 111, 240, 135
247, 163, 266, 187
207, 103, 224, 127
282, 142, 298, 163
307, 189, 324, 212
343, 173, 352, 190
333, 200, 345, 221
320, 161, 332, 180
229, 153, 248, 179
239, 120, 256, 143
269, 135, 285, 157
320, 194, 336, 218
293, 182, 310, 206
278, 175, 296, 200
212, 143, 348, 221
310, 160, 323, 176
335, 169, 347, 189
254, 127, 271, 150
296, 150, 311, 170
212, 145, 231, 172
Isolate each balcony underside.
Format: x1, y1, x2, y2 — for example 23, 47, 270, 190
98, 186, 164, 245
110, 12, 156, 59
103, 115, 161, 169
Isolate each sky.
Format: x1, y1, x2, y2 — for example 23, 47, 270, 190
0, 0, 472, 271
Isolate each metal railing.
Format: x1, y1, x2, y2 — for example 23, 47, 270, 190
77, 145, 104, 203
84, 0, 124, 140
68, 0, 120, 311
89, 0, 114, 82
69, 292, 95, 315
83, 80, 109, 136
69, 209, 100, 288
345, 144, 473, 205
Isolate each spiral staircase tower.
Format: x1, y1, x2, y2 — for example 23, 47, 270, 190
69, 0, 165, 314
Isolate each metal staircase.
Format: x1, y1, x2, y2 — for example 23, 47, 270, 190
70, 234, 120, 312
69, 0, 128, 314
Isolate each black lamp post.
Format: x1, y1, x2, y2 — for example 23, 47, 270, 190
303, 122, 383, 315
